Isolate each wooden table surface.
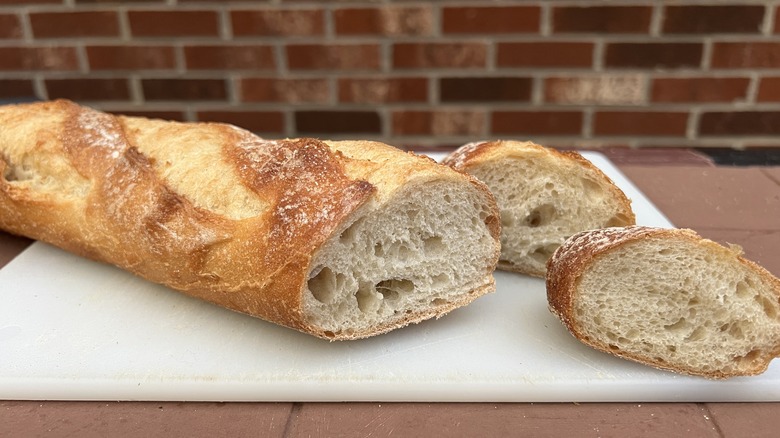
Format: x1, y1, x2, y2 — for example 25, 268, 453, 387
1, 148, 779, 438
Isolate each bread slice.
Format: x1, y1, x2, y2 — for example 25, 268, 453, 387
547, 226, 780, 378
443, 140, 635, 277
0, 100, 501, 340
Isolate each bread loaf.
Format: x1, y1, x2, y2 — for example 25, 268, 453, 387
0, 100, 501, 340
443, 140, 635, 277
547, 226, 780, 378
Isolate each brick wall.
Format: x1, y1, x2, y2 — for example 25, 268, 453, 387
1, 0, 780, 150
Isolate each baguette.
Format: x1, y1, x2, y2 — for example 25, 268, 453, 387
443, 140, 635, 277
547, 226, 780, 378
0, 100, 501, 340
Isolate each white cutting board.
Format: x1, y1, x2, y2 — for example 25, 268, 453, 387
2, 152, 779, 402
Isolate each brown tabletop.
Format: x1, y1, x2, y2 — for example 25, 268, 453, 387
2, 149, 779, 437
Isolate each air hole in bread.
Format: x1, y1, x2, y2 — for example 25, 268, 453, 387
737, 349, 762, 364
307, 267, 344, 304
664, 317, 691, 333
685, 326, 707, 342
376, 278, 414, 302
356, 282, 381, 314
736, 281, 751, 298
500, 210, 515, 228
423, 235, 445, 256
606, 214, 631, 227
529, 243, 559, 264
581, 178, 602, 199
523, 204, 555, 228
432, 298, 448, 306
757, 295, 778, 319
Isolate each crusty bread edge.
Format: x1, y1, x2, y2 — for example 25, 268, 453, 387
546, 225, 780, 379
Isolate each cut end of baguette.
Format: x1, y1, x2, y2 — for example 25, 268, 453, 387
303, 178, 500, 340
547, 226, 780, 379
444, 140, 635, 277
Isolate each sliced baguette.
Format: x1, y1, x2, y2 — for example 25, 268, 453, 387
443, 140, 635, 277
0, 100, 501, 340
547, 226, 780, 378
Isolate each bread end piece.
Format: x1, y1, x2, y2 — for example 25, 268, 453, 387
443, 140, 635, 277
547, 226, 780, 379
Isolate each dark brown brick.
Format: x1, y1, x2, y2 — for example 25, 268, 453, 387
110, 109, 186, 122
491, 111, 582, 135
142, 79, 227, 101
497, 42, 593, 67
30, 11, 119, 38
0, 14, 22, 39
552, 6, 652, 34
185, 45, 275, 70
711, 42, 780, 68
0, 0, 60, 4
439, 77, 531, 102
240, 78, 329, 103
334, 7, 432, 36
196, 110, 285, 134
287, 44, 380, 70
45, 78, 130, 101
393, 43, 486, 69
76, 0, 165, 3
605, 43, 703, 68
128, 10, 219, 37
0, 79, 34, 98
392, 110, 485, 136
757, 77, 780, 102
295, 111, 381, 135
652, 77, 750, 103
442, 6, 540, 34
0, 47, 79, 71
231, 9, 324, 36
663, 5, 764, 34
87, 45, 176, 70
594, 111, 689, 136
338, 77, 427, 103
700, 112, 780, 135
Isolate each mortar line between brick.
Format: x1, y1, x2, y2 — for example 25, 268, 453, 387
649, 3, 664, 37
763, 2, 776, 35
18, 8, 32, 42
117, 6, 130, 42
700, 403, 727, 438
539, 2, 551, 37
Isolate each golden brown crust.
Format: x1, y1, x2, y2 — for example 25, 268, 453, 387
546, 226, 780, 379
0, 100, 498, 340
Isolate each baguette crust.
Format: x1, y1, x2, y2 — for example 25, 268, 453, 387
547, 226, 780, 378
444, 140, 635, 276
0, 100, 500, 340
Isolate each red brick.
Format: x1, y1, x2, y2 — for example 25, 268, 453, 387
711, 42, 780, 68
295, 111, 381, 135
497, 42, 593, 67
605, 43, 703, 68
128, 10, 219, 37
652, 77, 750, 103
700, 112, 780, 136
0, 79, 34, 98
76, 0, 165, 3
231, 9, 324, 36
185, 45, 275, 70
439, 77, 531, 102
594, 111, 689, 136
0, 47, 78, 71
45, 78, 130, 101
0, 14, 22, 39
491, 111, 582, 135
545, 75, 645, 105
393, 43, 486, 69
392, 110, 485, 136
287, 44, 379, 70
240, 78, 329, 103
196, 110, 285, 134
757, 77, 780, 102
552, 6, 652, 34
142, 79, 227, 101
442, 6, 539, 34
87, 45, 176, 70
663, 5, 764, 34
334, 7, 432, 36
0, 0, 59, 4
338, 77, 427, 103
30, 11, 119, 38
